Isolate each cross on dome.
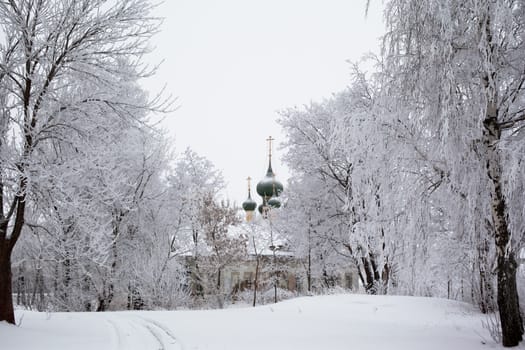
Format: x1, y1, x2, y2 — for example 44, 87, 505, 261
266, 136, 274, 159
242, 137, 284, 221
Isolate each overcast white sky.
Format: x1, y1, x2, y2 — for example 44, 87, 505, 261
142, 0, 385, 205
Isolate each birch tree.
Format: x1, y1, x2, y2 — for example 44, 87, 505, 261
382, 0, 525, 345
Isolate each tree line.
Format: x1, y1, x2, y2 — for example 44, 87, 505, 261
0, 0, 241, 322
278, 0, 525, 346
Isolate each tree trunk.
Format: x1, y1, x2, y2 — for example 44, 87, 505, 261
253, 255, 259, 307
273, 252, 278, 304
498, 252, 523, 347
0, 203, 23, 324
0, 247, 15, 324
96, 280, 114, 312
97, 217, 121, 312
478, 237, 495, 314
35, 266, 45, 311
382, 261, 390, 294
307, 247, 312, 293
252, 236, 260, 307
215, 268, 224, 309
484, 114, 524, 347
361, 256, 376, 294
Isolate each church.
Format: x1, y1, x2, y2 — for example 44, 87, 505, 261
185, 136, 359, 306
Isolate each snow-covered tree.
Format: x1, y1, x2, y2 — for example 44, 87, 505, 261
0, 0, 168, 323
196, 195, 243, 308
381, 0, 525, 345
279, 67, 397, 294
166, 148, 245, 308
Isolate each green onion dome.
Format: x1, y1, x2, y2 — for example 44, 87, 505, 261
258, 203, 265, 214
256, 161, 283, 198
242, 193, 257, 211
267, 197, 281, 209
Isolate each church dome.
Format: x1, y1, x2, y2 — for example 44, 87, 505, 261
256, 162, 283, 198
242, 195, 257, 211
267, 197, 281, 208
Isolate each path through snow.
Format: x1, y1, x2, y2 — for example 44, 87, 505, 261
2, 294, 519, 350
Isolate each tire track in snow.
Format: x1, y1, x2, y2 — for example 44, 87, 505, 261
105, 319, 122, 350
106, 314, 173, 350
133, 315, 184, 350
141, 323, 166, 350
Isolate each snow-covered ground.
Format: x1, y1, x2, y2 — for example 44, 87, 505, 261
1, 294, 519, 350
